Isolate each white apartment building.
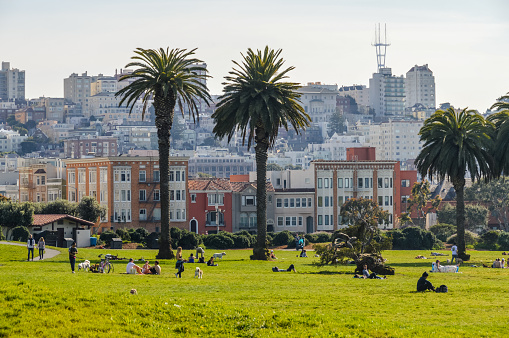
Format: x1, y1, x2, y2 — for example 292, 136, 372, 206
298, 84, 338, 123
367, 120, 423, 162
86, 92, 146, 122
338, 85, 370, 107
369, 68, 405, 117
405, 64, 436, 109
0, 62, 25, 101
90, 76, 117, 96
307, 133, 366, 161
0, 129, 27, 152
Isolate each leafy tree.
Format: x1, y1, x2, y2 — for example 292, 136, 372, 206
34, 199, 78, 216
327, 110, 345, 137
398, 212, 413, 227
0, 202, 34, 238
25, 120, 37, 129
13, 126, 28, 136
266, 163, 283, 171
284, 164, 302, 170
429, 223, 456, 242
20, 139, 38, 154
339, 197, 389, 254
437, 203, 489, 232
212, 47, 311, 260
11, 226, 30, 242
77, 196, 107, 223
415, 108, 493, 260
465, 178, 509, 231
197, 172, 213, 178
406, 180, 441, 228
0, 194, 10, 202
116, 47, 211, 259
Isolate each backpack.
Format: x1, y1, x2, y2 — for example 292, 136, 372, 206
436, 285, 448, 293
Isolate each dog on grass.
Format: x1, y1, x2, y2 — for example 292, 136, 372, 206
130, 289, 137, 295
78, 260, 90, 272
194, 267, 203, 279
213, 252, 226, 260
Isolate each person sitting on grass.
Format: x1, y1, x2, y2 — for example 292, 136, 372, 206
126, 258, 143, 274
417, 271, 435, 292
149, 260, 161, 275
299, 249, 308, 258
269, 250, 277, 260
142, 261, 152, 274
207, 257, 218, 266
362, 264, 386, 279
188, 253, 195, 263
272, 264, 296, 272
435, 260, 442, 272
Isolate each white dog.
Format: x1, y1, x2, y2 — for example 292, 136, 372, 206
194, 267, 203, 279
213, 252, 226, 260
78, 260, 90, 272
130, 289, 138, 295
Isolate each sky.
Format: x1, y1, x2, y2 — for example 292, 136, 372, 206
1, 0, 508, 112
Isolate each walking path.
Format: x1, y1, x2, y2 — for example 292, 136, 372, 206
0, 241, 61, 261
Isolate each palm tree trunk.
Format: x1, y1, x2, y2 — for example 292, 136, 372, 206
454, 177, 469, 261
252, 127, 269, 260
155, 94, 175, 260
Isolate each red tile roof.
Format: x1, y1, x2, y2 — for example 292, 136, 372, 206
32, 214, 95, 227
189, 178, 232, 191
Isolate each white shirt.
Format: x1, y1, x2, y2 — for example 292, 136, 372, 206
27, 238, 35, 249
126, 261, 136, 274
451, 245, 458, 255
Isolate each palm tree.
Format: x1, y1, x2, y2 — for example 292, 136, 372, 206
116, 48, 211, 259
212, 47, 311, 260
415, 108, 493, 261
487, 92, 509, 176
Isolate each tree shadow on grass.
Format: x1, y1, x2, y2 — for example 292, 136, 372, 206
388, 262, 435, 268
303, 270, 354, 275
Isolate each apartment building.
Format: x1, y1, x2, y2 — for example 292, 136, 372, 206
367, 120, 423, 162
297, 84, 338, 123
30, 97, 66, 122
0, 128, 27, 152
63, 137, 118, 158
64, 72, 93, 107
188, 155, 255, 178
19, 161, 66, 203
312, 147, 417, 231
64, 156, 189, 233
231, 180, 275, 233
369, 68, 406, 117
0, 62, 25, 101
405, 64, 436, 109
338, 85, 370, 107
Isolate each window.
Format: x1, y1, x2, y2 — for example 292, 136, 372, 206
139, 170, 146, 182
154, 190, 160, 201
249, 213, 257, 227
365, 178, 370, 188
358, 178, 363, 188
402, 195, 409, 204
385, 196, 389, 206
401, 179, 410, 187
325, 215, 329, 226
100, 168, 107, 183
153, 170, 160, 182
277, 216, 284, 227
191, 194, 196, 203
345, 178, 350, 188
286, 217, 291, 226
290, 198, 295, 208
139, 190, 146, 201
176, 190, 181, 200
338, 178, 343, 188
390, 196, 393, 206
153, 208, 161, 221
170, 190, 174, 201
298, 217, 303, 226
318, 196, 323, 207
241, 213, 248, 226
41, 176, 45, 185
317, 178, 322, 188
208, 193, 224, 205
243, 195, 256, 206
181, 190, 186, 201
181, 171, 185, 182
176, 171, 180, 181
169, 171, 174, 181
318, 215, 323, 226
296, 198, 300, 208
308, 198, 312, 207
284, 198, 289, 208
276, 199, 282, 208
384, 178, 389, 188
324, 178, 329, 188
378, 196, 383, 206
390, 178, 393, 188
292, 217, 297, 226
139, 209, 147, 221
338, 196, 343, 206
324, 196, 329, 207
378, 178, 383, 188
302, 198, 307, 208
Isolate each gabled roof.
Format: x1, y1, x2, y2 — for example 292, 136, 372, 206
32, 214, 95, 227
189, 178, 232, 191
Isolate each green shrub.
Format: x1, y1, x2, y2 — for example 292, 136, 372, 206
272, 230, 295, 247
0, 226, 5, 240
315, 232, 332, 243
203, 233, 235, 249
233, 234, 251, 248
170, 227, 184, 247
389, 227, 441, 250
429, 223, 456, 242
497, 232, 509, 251
99, 231, 118, 246
129, 227, 149, 244
447, 231, 479, 246
476, 230, 501, 250
179, 231, 202, 249
115, 228, 131, 242
11, 226, 30, 242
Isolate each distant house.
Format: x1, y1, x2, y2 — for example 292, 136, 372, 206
30, 214, 95, 248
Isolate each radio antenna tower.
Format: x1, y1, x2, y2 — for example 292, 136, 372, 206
372, 23, 390, 71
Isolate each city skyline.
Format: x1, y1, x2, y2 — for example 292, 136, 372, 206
1, 0, 508, 112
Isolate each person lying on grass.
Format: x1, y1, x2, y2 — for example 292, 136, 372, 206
272, 264, 296, 272
362, 264, 386, 279
417, 272, 435, 292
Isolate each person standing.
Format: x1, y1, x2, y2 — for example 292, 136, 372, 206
27, 235, 35, 261
68, 242, 78, 273
175, 246, 185, 278
37, 237, 45, 260
451, 242, 458, 264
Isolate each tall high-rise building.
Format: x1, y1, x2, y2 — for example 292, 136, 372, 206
369, 68, 405, 117
405, 64, 436, 109
0, 62, 25, 101
64, 72, 93, 107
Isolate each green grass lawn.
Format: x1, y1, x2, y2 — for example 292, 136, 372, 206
1, 244, 509, 337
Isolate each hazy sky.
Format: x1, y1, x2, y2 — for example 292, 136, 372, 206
1, 0, 508, 112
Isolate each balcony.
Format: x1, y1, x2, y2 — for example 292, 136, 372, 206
205, 222, 225, 227
239, 222, 256, 229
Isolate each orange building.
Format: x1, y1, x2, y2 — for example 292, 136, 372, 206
64, 156, 189, 233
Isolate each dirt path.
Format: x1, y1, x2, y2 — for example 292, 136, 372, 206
0, 241, 61, 260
